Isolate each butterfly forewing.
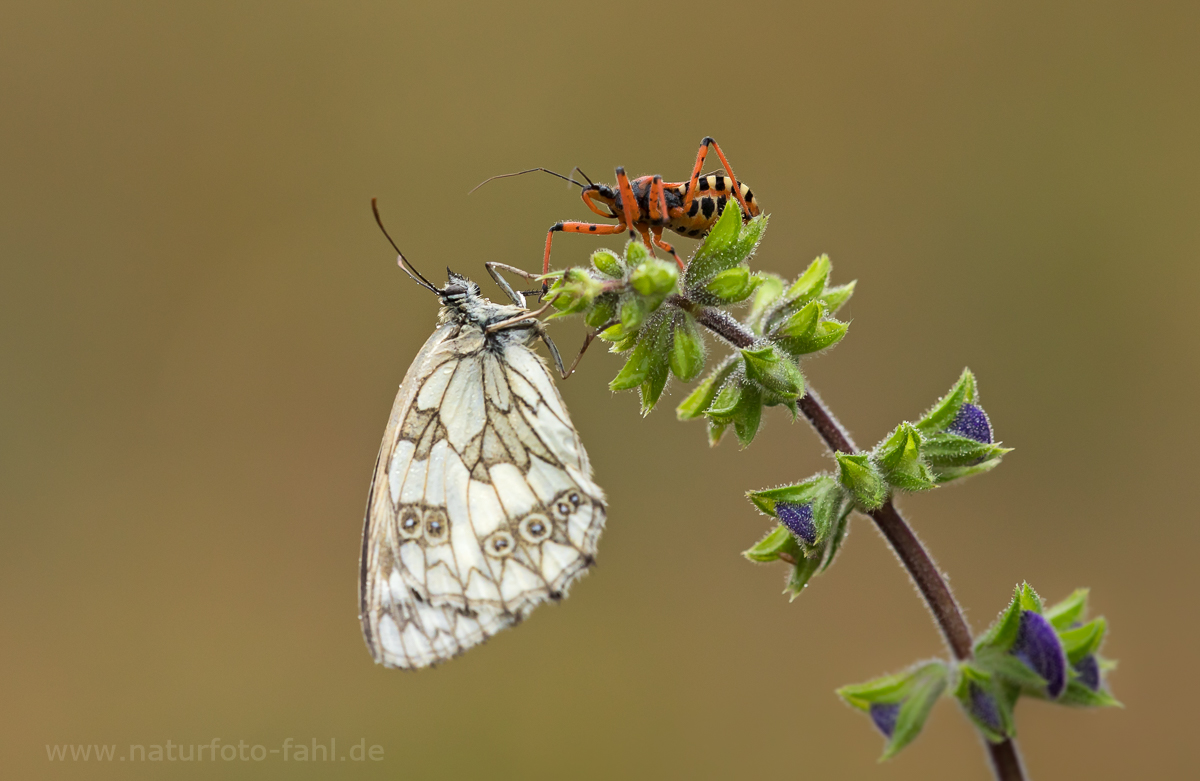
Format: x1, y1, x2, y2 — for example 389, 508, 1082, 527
361, 300, 606, 669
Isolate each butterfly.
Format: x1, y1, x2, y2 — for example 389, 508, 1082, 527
359, 201, 607, 668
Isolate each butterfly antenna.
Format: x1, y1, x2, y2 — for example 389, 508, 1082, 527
371, 198, 440, 293
468, 168, 588, 195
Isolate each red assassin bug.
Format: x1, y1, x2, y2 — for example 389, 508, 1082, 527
472, 137, 761, 289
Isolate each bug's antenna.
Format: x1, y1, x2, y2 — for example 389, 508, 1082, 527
570, 166, 595, 186
371, 198, 440, 294
468, 168, 588, 195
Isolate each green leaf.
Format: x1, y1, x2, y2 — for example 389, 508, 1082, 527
974, 648, 1050, 691
608, 337, 653, 391
707, 419, 728, 446
741, 344, 804, 398
770, 299, 822, 342
1058, 618, 1106, 664
916, 368, 978, 434
1019, 582, 1044, 613
785, 553, 822, 600
732, 384, 763, 447
684, 200, 747, 285
1045, 588, 1090, 630
584, 294, 617, 329
920, 431, 1009, 468
742, 524, 802, 563
931, 458, 1003, 483
676, 358, 736, 420
786, 254, 832, 304
976, 586, 1024, 653
747, 475, 840, 517
668, 311, 706, 382
746, 272, 786, 331
792, 319, 849, 354
818, 280, 856, 316
705, 377, 745, 422
637, 316, 673, 414
1059, 679, 1123, 708
704, 266, 755, 302
591, 249, 625, 279
731, 213, 767, 262
835, 452, 888, 510
820, 497, 854, 572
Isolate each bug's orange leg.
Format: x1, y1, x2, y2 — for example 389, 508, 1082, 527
647, 176, 669, 224
543, 220, 628, 290
651, 227, 684, 270
702, 137, 750, 216
580, 188, 617, 219
635, 225, 658, 256
682, 137, 751, 217
614, 167, 642, 243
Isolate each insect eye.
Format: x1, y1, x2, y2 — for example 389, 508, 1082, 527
518, 514, 552, 544
484, 530, 515, 557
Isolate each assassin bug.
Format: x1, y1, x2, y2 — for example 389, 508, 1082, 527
471, 137, 761, 287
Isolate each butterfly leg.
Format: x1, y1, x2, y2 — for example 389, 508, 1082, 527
485, 261, 544, 307
563, 318, 619, 379
539, 331, 568, 379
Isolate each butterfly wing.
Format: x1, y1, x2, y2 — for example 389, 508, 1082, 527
360, 320, 606, 668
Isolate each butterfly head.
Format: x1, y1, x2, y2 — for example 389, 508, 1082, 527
439, 269, 482, 305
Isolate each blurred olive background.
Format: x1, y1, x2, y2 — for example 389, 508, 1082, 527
3, 1, 1198, 779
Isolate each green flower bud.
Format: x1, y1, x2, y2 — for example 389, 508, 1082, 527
584, 294, 617, 329
676, 358, 736, 420
836, 452, 889, 510
630, 257, 679, 297
668, 311, 706, 382
875, 422, 937, 492
591, 249, 625, 279
625, 239, 650, 266
619, 295, 650, 333
741, 344, 804, 399
838, 661, 950, 760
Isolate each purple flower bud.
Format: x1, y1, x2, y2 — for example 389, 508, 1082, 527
1011, 611, 1067, 698
967, 682, 1004, 733
1073, 654, 1101, 691
947, 402, 993, 443
776, 501, 816, 545
868, 702, 900, 738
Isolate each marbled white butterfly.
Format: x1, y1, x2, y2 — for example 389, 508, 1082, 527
360, 202, 606, 668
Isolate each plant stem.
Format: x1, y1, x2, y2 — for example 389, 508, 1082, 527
678, 297, 1026, 781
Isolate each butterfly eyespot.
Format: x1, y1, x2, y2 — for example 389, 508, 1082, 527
518, 514, 552, 544
569, 493, 582, 508
484, 530, 515, 557
399, 512, 422, 539
423, 509, 449, 544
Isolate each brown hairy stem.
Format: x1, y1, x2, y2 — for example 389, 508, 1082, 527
674, 296, 1025, 781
